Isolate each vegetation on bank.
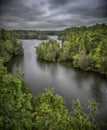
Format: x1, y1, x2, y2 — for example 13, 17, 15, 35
0, 26, 106, 129
36, 39, 60, 61
10, 30, 63, 40
36, 24, 107, 76
0, 59, 103, 130
0, 29, 24, 63
10, 30, 49, 40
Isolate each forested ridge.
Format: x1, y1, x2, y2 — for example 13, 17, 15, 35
36, 24, 107, 76
8, 29, 62, 40
9, 30, 49, 40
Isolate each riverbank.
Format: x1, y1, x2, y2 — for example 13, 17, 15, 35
36, 25, 107, 77
0, 29, 24, 64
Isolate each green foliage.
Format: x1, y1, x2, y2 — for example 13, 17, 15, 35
0, 25, 106, 129
11, 30, 49, 40
0, 60, 102, 129
36, 24, 107, 76
32, 88, 101, 130
0, 29, 24, 63
93, 39, 107, 74
0, 60, 32, 130
70, 99, 99, 130
36, 39, 60, 61
32, 88, 71, 130
60, 41, 73, 61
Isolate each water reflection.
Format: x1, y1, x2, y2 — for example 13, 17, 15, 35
90, 79, 107, 107
36, 58, 107, 108
6, 38, 107, 121
6, 55, 24, 73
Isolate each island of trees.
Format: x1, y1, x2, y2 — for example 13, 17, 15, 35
36, 24, 107, 76
0, 26, 107, 129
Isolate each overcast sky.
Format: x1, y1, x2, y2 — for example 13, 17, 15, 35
0, 0, 107, 30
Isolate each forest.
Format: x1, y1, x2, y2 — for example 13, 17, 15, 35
0, 59, 104, 130
12, 30, 49, 40
9, 30, 57, 40
0, 29, 24, 63
8, 29, 62, 40
0, 27, 107, 130
36, 24, 107, 76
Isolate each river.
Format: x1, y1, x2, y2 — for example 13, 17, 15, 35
6, 36, 107, 122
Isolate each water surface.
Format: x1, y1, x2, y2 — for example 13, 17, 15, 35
6, 36, 107, 121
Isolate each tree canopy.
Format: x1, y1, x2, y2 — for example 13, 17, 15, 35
0, 29, 24, 63
0, 25, 107, 129
0, 60, 102, 130
36, 24, 107, 76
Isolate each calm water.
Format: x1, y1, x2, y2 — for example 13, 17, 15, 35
6, 36, 107, 121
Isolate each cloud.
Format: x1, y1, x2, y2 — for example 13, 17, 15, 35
0, 0, 107, 30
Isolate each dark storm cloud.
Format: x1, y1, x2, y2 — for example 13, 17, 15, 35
47, 0, 72, 8
0, 0, 44, 17
101, 0, 107, 17
0, 0, 107, 30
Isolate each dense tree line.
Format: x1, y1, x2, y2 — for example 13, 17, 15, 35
10, 30, 49, 40
36, 24, 107, 76
0, 59, 33, 130
0, 29, 24, 63
8, 30, 62, 40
